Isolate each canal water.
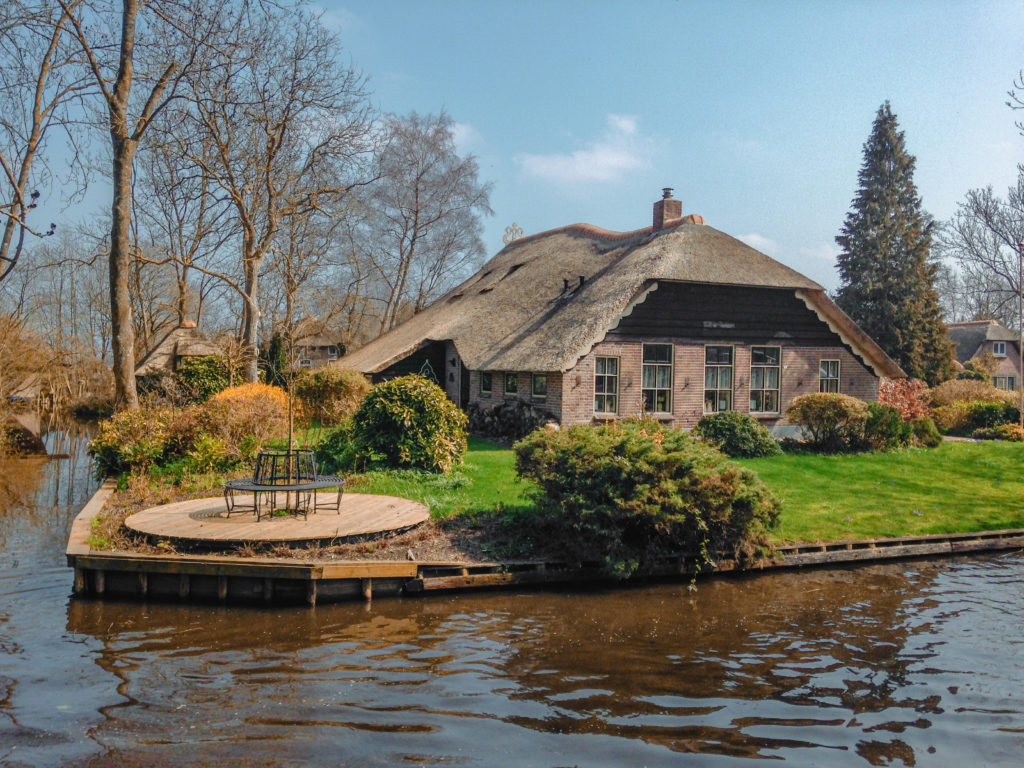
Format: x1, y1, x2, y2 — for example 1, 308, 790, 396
2, 426, 1024, 767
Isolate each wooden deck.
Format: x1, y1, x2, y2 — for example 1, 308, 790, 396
125, 492, 430, 545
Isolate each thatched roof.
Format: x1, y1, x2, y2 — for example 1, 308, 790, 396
338, 218, 903, 379
134, 324, 220, 377
948, 320, 1019, 364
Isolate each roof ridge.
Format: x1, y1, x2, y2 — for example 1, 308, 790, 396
504, 216, 706, 251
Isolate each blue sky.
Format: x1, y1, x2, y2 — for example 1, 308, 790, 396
319, 0, 1024, 289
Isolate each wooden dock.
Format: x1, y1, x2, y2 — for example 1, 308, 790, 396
67, 481, 1024, 606
125, 492, 430, 546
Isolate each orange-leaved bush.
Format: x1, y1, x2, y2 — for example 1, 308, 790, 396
205, 382, 288, 460
878, 378, 931, 420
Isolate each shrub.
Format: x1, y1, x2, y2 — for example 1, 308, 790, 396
878, 378, 931, 421
349, 375, 467, 472
89, 408, 172, 475
693, 411, 782, 458
965, 400, 1019, 429
786, 393, 869, 452
175, 356, 231, 402
293, 367, 371, 426
467, 399, 557, 442
972, 423, 1024, 441
930, 379, 1014, 408
204, 383, 288, 461
514, 420, 780, 579
864, 402, 912, 451
315, 420, 356, 474
911, 416, 942, 448
957, 361, 990, 382
931, 404, 970, 433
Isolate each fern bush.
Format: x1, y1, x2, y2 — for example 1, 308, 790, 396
513, 420, 780, 579
349, 375, 467, 472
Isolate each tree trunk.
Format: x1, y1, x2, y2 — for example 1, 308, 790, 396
108, 0, 141, 410
241, 255, 260, 382
109, 136, 139, 409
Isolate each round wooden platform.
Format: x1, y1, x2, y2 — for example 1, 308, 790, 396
125, 492, 430, 545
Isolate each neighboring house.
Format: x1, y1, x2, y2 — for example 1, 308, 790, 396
947, 320, 1022, 390
134, 322, 221, 379
337, 190, 903, 429
292, 331, 343, 370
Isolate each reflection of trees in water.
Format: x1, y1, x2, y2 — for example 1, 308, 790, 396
1, 410, 98, 552
62, 565, 954, 764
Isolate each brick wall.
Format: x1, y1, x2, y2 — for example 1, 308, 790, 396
467, 369, 562, 418
559, 338, 879, 428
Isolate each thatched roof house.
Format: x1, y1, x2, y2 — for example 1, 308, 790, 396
339, 190, 903, 429
134, 322, 220, 378
948, 320, 1021, 390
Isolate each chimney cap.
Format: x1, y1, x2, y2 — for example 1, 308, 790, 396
661, 187, 674, 199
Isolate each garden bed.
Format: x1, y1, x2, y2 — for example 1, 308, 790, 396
92, 437, 1024, 562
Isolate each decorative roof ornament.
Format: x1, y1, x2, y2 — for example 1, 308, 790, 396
502, 222, 524, 245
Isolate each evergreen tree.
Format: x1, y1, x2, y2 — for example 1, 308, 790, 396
835, 102, 953, 385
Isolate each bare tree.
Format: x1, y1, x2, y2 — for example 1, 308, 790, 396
362, 112, 492, 333
0, 0, 89, 285
935, 170, 1024, 328
134, 119, 236, 325
177, 3, 375, 382
58, 0, 233, 409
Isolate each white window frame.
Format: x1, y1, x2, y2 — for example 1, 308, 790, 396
703, 345, 734, 414
594, 356, 619, 415
819, 359, 841, 393
642, 343, 673, 414
993, 341, 1007, 357
993, 375, 1016, 391
298, 358, 313, 369
749, 346, 781, 415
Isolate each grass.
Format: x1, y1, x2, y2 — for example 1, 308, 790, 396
344, 436, 533, 520
737, 441, 1024, 543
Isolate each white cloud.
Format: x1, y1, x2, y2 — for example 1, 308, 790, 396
736, 233, 781, 256
312, 5, 358, 33
450, 122, 483, 154
515, 114, 651, 185
799, 242, 841, 264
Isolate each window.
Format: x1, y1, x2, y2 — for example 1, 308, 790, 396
504, 372, 518, 395
819, 359, 840, 393
299, 358, 313, 369
480, 372, 492, 394
594, 356, 619, 414
994, 342, 1007, 357
532, 373, 547, 399
642, 344, 673, 413
704, 346, 734, 413
328, 346, 337, 356
750, 346, 781, 413
993, 375, 1016, 391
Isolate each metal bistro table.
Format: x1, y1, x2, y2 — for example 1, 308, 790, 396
223, 449, 344, 521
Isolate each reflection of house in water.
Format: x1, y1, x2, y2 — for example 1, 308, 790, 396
134, 321, 221, 381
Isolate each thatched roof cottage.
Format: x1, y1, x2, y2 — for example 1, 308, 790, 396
134, 322, 220, 379
338, 190, 903, 429
948, 320, 1021, 390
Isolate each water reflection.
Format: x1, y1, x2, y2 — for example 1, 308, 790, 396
58, 557, 1024, 767
2, 416, 1024, 767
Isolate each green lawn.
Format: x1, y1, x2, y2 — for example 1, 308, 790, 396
350, 438, 1024, 545
737, 441, 1024, 543
344, 436, 533, 519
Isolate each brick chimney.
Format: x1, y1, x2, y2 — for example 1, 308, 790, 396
652, 187, 682, 230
